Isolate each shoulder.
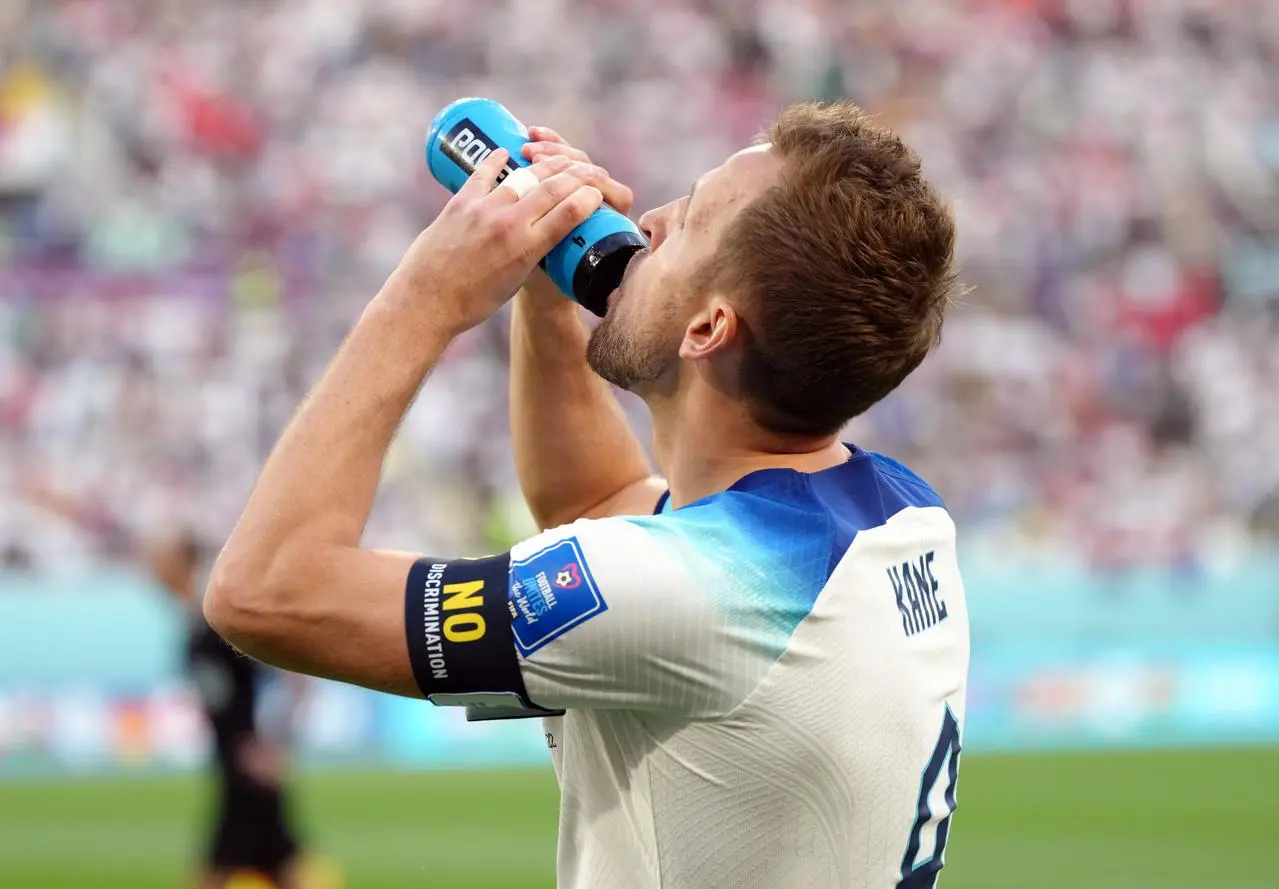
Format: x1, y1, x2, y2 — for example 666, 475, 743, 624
511, 449, 950, 617
585, 449, 950, 575
859, 451, 946, 512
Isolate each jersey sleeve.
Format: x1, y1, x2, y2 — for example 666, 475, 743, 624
405, 492, 837, 718
505, 516, 774, 716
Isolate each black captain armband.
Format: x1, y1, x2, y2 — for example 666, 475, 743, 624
404, 555, 562, 722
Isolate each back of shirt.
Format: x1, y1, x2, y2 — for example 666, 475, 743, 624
503, 449, 968, 889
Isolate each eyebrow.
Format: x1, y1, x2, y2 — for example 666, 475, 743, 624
680, 178, 700, 225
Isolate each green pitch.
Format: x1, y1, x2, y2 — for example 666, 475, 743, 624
1, 748, 1274, 889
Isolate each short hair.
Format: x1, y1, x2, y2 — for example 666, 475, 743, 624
705, 101, 959, 437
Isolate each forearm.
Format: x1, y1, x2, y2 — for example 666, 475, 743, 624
203, 148, 612, 692
211, 275, 447, 599
510, 287, 653, 528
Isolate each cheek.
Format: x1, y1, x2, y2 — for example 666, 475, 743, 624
663, 245, 707, 304
620, 256, 683, 342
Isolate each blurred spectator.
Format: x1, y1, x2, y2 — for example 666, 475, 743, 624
2, 0, 1277, 572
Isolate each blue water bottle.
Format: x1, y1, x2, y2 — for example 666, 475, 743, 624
425, 98, 647, 317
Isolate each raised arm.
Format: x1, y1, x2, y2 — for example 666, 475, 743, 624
511, 280, 663, 528
511, 128, 665, 529
203, 150, 608, 694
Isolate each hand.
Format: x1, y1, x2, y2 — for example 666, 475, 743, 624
386, 149, 609, 335
520, 127, 635, 306
522, 127, 633, 214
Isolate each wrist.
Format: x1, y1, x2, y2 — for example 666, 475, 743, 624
373, 271, 469, 342
516, 276, 587, 322
520, 268, 571, 307
514, 294, 590, 358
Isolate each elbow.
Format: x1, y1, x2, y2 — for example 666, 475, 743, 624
201, 568, 251, 650
203, 552, 290, 662
527, 500, 575, 532
515, 480, 569, 531
526, 486, 627, 530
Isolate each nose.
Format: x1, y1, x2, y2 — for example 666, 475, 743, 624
639, 199, 679, 251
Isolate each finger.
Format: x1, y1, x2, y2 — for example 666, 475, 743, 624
515, 162, 608, 220
455, 148, 510, 200
522, 140, 591, 164
538, 159, 630, 214
527, 125, 568, 145
598, 177, 634, 216
488, 155, 575, 204
488, 165, 540, 205
531, 185, 605, 253
524, 154, 575, 181
521, 144, 631, 213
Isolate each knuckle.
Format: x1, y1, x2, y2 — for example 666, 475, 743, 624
491, 212, 518, 238
452, 197, 479, 221
544, 174, 574, 201
480, 211, 512, 243
573, 190, 601, 222
534, 160, 562, 179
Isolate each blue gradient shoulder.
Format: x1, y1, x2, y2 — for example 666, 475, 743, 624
624, 485, 836, 658
625, 449, 948, 656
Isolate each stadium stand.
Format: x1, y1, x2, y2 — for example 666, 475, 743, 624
2, 0, 1277, 574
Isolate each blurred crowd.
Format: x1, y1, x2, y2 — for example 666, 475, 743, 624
2, 0, 1277, 575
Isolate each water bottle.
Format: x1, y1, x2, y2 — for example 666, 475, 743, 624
425, 98, 647, 317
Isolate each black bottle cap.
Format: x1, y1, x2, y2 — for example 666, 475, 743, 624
571, 231, 649, 318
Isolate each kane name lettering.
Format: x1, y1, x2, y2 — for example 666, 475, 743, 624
888, 550, 948, 637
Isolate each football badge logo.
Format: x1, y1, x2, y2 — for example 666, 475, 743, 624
554, 564, 582, 589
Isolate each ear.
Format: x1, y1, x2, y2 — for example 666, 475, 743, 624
679, 298, 739, 362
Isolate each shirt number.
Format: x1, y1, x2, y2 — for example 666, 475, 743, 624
898, 705, 961, 889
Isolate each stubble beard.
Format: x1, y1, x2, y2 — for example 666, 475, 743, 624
585, 310, 666, 392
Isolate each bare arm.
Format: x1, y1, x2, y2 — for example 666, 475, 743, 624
511, 280, 664, 529
511, 128, 665, 529
205, 287, 443, 694
204, 150, 606, 693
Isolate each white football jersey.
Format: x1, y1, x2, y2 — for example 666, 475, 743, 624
497, 448, 969, 889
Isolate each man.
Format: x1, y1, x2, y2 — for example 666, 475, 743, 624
205, 101, 969, 889
21, 481, 313, 889
174, 539, 314, 889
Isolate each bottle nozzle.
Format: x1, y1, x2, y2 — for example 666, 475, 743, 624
571, 232, 649, 317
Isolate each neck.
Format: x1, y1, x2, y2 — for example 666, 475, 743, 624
647, 388, 849, 508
